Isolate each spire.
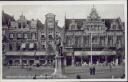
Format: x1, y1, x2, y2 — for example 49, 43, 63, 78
65, 12, 66, 19
93, 4, 94, 9
20, 11, 25, 20
88, 5, 100, 19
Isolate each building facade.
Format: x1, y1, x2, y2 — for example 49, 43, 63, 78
63, 7, 125, 66
2, 7, 125, 67
2, 12, 62, 66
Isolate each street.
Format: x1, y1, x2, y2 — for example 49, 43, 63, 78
3, 65, 125, 79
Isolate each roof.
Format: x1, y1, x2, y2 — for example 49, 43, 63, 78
65, 18, 124, 31
2, 11, 15, 26
65, 19, 86, 30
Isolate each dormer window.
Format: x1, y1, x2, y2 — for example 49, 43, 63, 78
113, 24, 116, 30
69, 20, 77, 30
71, 25, 75, 30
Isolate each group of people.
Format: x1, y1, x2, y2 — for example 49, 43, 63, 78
89, 65, 96, 75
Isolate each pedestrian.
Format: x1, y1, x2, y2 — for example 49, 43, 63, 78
89, 66, 92, 75
76, 75, 81, 79
45, 74, 47, 79
33, 74, 36, 79
121, 74, 125, 78
109, 63, 112, 72
92, 64, 95, 75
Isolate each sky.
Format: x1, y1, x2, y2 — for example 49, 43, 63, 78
2, 4, 124, 27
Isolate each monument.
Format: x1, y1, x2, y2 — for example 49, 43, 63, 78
51, 36, 66, 79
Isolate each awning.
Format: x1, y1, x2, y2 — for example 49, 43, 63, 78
29, 43, 34, 49
21, 43, 26, 49
64, 52, 73, 56
5, 51, 35, 56
74, 51, 116, 56
36, 51, 47, 56
21, 51, 35, 56
5, 51, 20, 56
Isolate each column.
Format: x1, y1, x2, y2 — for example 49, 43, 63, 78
64, 58, 67, 66
71, 55, 75, 67
114, 33, 116, 47
106, 33, 108, 48
81, 56, 83, 66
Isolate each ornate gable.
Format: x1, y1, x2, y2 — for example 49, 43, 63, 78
83, 6, 106, 33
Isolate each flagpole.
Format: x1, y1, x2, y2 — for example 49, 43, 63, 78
91, 33, 93, 65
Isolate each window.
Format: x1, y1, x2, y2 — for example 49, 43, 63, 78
24, 33, 28, 39
9, 33, 14, 39
42, 45, 45, 49
18, 23, 21, 28
41, 35, 45, 39
34, 43, 37, 50
16, 43, 20, 51
22, 60, 27, 65
71, 25, 75, 30
26, 43, 29, 50
49, 35, 53, 39
23, 23, 26, 28
17, 33, 22, 39
92, 36, 98, 43
108, 36, 113, 46
117, 36, 122, 48
113, 25, 116, 30
32, 33, 37, 39
100, 36, 105, 45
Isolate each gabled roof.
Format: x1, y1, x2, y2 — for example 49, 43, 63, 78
65, 18, 124, 31
2, 11, 15, 27
65, 19, 86, 30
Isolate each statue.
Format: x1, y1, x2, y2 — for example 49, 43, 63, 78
56, 36, 63, 56
51, 35, 66, 79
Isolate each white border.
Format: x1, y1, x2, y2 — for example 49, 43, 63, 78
0, 1, 127, 82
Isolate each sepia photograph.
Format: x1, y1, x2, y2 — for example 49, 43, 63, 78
1, 1, 127, 80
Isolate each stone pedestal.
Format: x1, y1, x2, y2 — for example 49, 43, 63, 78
51, 56, 66, 79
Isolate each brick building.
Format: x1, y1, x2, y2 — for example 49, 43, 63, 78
2, 12, 62, 66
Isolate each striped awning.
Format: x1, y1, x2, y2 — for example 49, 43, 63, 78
21, 43, 26, 49
29, 43, 34, 49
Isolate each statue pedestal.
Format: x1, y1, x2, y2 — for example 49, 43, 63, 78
51, 56, 66, 79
